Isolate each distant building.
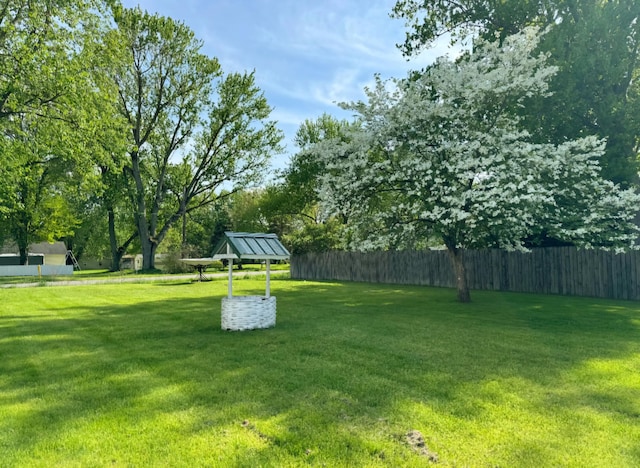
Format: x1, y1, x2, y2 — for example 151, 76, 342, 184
122, 254, 143, 271
0, 241, 67, 265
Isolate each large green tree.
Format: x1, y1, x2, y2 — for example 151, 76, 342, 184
259, 115, 356, 254
0, 0, 120, 262
0, 116, 78, 263
286, 114, 356, 221
111, 7, 282, 270
392, 0, 640, 186
0, 0, 111, 121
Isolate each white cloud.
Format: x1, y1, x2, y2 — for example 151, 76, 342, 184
120, 0, 464, 165
269, 108, 308, 128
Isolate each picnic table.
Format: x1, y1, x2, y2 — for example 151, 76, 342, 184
180, 258, 218, 281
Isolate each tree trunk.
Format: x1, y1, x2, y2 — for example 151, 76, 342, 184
108, 208, 119, 271
110, 248, 125, 272
129, 150, 156, 270
18, 246, 28, 265
16, 227, 29, 265
136, 219, 154, 270
140, 237, 157, 270
182, 211, 187, 247
108, 207, 138, 272
447, 246, 471, 303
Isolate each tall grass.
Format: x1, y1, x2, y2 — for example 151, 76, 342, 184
1, 278, 639, 466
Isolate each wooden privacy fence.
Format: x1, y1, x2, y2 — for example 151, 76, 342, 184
291, 247, 640, 301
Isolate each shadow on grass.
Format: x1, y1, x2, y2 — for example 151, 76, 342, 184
1, 280, 639, 465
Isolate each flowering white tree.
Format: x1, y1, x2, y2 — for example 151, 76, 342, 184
317, 28, 640, 302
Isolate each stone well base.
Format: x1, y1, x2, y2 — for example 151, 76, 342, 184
221, 295, 276, 331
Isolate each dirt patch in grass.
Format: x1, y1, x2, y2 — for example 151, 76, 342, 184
406, 429, 439, 462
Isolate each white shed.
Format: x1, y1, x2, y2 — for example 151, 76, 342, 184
0, 241, 67, 265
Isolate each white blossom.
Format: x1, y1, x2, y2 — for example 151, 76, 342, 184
313, 27, 639, 254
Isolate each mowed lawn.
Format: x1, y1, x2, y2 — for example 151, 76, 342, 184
1, 278, 639, 467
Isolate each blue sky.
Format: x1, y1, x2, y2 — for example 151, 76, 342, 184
120, 0, 459, 174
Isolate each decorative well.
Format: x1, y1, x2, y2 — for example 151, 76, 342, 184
212, 232, 289, 331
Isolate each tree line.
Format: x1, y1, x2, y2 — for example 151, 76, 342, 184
1, 0, 639, 303
0, 1, 282, 270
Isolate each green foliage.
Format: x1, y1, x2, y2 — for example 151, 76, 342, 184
0, 0, 110, 120
1, 115, 82, 262
283, 220, 342, 254
109, 8, 282, 270
204, 187, 344, 255
228, 189, 271, 233
238, 115, 357, 253
392, 0, 640, 186
159, 250, 192, 274
286, 114, 358, 217
0, 1, 128, 263
531, 2, 640, 186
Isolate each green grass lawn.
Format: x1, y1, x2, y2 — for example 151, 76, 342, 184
0, 268, 157, 285
1, 278, 639, 467
0, 262, 289, 285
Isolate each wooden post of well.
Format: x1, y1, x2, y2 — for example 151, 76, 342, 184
266, 259, 271, 298
227, 244, 233, 298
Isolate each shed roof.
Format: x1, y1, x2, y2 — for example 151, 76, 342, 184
212, 232, 289, 260
0, 241, 67, 255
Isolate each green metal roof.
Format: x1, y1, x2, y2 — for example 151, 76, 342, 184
212, 232, 290, 260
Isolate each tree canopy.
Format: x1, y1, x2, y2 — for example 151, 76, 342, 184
0, 0, 119, 263
392, 0, 640, 186
109, 7, 282, 270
